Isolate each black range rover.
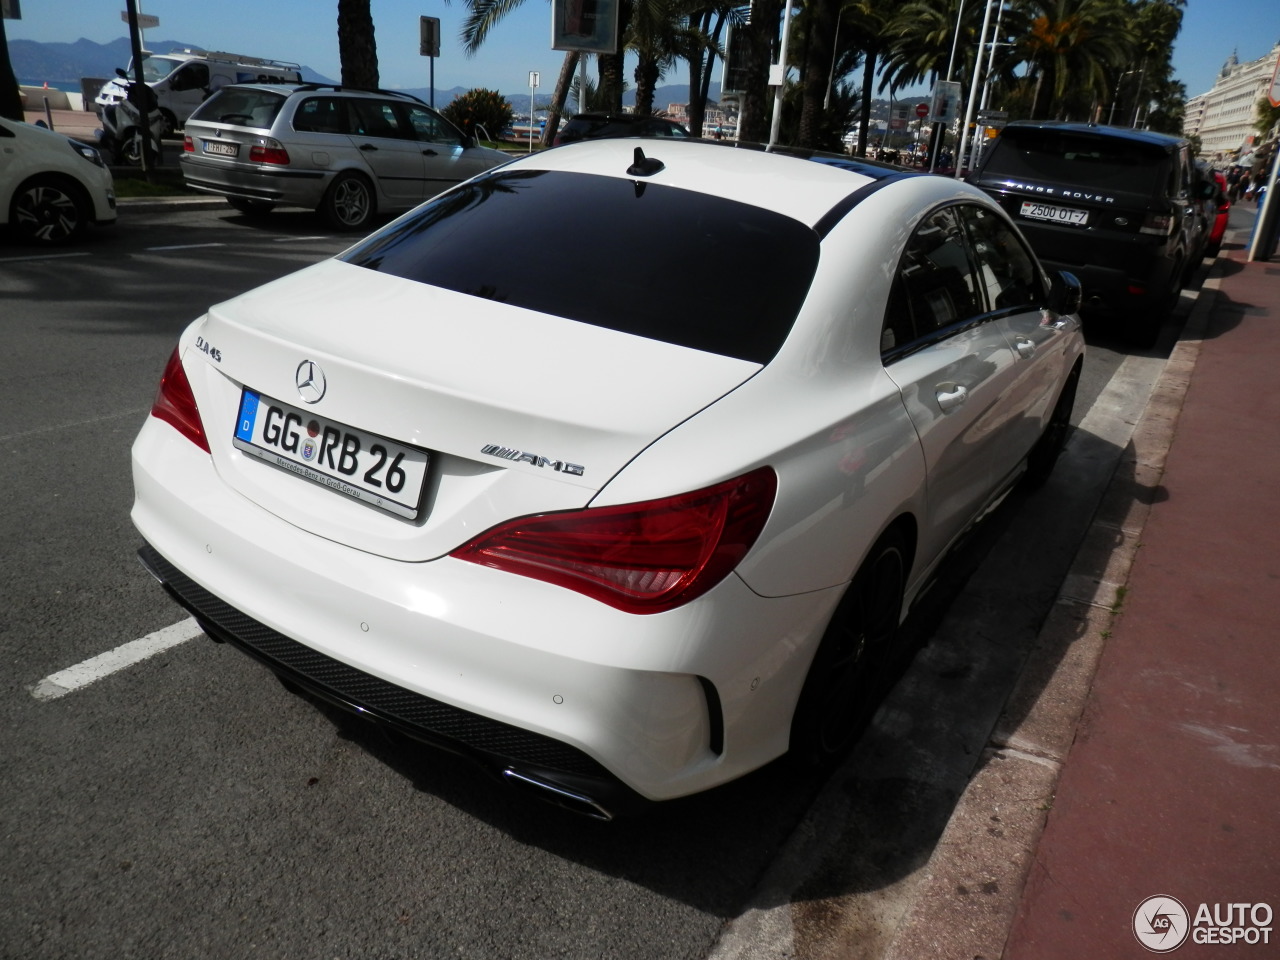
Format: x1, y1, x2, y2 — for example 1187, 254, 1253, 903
968, 121, 1212, 345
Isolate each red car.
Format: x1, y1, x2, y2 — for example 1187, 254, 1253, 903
1205, 170, 1230, 258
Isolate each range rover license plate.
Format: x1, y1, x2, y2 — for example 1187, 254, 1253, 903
1020, 201, 1088, 226
233, 390, 429, 520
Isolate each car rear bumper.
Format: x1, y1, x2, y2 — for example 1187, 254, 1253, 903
179, 155, 329, 207
130, 414, 841, 807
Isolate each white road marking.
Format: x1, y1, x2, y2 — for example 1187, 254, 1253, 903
0, 251, 92, 264
144, 242, 227, 251
31, 618, 204, 701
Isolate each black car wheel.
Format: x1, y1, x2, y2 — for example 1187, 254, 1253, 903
10, 176, 89, 245
320, 172, 375, 231
790, 530, 907, 766
1025, 365, 1080, 487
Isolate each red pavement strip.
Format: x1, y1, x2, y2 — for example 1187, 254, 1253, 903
1006, 249, 1280, 957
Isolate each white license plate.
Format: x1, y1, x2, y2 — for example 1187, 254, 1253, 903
203, 140, 238, 157
233, 390, 430, 520
1020, 201, 1088, 226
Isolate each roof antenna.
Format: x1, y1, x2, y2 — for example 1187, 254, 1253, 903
627, 147, 665, 177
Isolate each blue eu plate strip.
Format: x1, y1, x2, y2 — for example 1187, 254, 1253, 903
235, 391, 260, 442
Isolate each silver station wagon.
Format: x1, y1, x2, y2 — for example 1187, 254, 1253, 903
179, 83, 509, 230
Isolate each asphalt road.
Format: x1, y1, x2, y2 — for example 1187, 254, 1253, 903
0, 201, 1198, 960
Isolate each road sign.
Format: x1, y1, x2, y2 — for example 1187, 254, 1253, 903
420, 16, 440, 58
120, 9, 159, 28
1269, 53, 1280, 108
915, 103, 929, 119
930, 80, 962, 125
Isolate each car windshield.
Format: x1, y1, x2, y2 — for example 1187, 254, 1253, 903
139, 55, 185, 83
189, 88, 288, 129
340, 169, 820, 364
981, 129, 1169, 196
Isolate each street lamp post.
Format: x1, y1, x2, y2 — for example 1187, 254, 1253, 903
954, 0, 997, 179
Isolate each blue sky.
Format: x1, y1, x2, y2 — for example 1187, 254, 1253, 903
6, 0, 1279, 100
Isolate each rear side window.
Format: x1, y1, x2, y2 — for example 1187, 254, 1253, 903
190, 88, 287, 128
341, 169, 820, 364
980, 129, 1170, 196
293, 97, 351, 135
882, 206, 984, 352
957, 205, 1045, 310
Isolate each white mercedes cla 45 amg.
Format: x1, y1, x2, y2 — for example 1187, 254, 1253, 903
132, 138, 1084, 819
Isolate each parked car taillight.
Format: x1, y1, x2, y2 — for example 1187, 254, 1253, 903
249, 138, 290, 165
183, 135, 194, 153
150, 348, 209, 453
451, 467, 777, 614
1140, 211, 1175, 236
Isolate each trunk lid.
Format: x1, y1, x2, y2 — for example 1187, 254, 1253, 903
187, 259, 761, 562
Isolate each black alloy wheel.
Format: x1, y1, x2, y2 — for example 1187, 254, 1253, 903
790, 530, 907, 766
11, 176, 88, 245
1024, 365, 1080, 488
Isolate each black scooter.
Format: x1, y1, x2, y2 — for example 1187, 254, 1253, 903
97, 69, 166, 166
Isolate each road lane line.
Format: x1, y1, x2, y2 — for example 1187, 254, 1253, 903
144, 242, 227, 251
31, 618, 204, 701
0, 251, 92, 264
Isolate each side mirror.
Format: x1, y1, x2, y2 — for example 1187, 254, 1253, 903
115, 67, 128, 79
1048, 270, 1082, 316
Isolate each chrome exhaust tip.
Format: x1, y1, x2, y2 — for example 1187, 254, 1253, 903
501, 768, 614, 821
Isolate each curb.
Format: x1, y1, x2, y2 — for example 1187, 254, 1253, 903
116, 195, 229, 213
877, 259, 1223, 960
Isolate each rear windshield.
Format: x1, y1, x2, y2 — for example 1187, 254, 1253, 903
189, 87, 287, 129
340, 169, 819, 364
980, 128, 1171, 196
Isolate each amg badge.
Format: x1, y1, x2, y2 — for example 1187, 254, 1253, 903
481, 444, 585, 476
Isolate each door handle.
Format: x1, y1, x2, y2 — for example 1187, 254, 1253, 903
1014, 337, 1036, 359
359, 143, 378, 152
935, 383, 968, 412
422, 148, 438, 156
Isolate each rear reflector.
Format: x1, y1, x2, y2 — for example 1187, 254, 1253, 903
150, 347, 209, 453
452, 467, 777, 614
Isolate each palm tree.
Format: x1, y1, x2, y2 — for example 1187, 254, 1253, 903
1016, 0, 1134, 120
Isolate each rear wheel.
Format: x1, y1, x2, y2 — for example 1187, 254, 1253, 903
10, 175, 90, 245
1127, 263, 1181, 348
320, 172, 375, 231
1024, 366, 1080, 488
790, 530, 907, 766
227, 197, 276, 217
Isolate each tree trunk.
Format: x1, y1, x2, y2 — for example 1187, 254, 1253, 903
856, 46, 876, 157
540, 51, 580, 147
739, 0, 783, 143
337, 0, 379, 90
0, 14, 24, 122
634, 55, 661, 116
797, 0, 836, 147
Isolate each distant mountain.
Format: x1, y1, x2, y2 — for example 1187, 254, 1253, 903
10, 37, 335, 85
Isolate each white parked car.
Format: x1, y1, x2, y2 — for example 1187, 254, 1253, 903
132, 138, 1084, 819
1, 118, 116, 244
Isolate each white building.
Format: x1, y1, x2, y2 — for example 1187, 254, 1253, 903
1183, 41, 1280, 163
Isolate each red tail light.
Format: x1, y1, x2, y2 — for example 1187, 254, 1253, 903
150, 347, 209, 453
249, 139, 290, 165
451, 467, 777, 614
183, 135, 194, 152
